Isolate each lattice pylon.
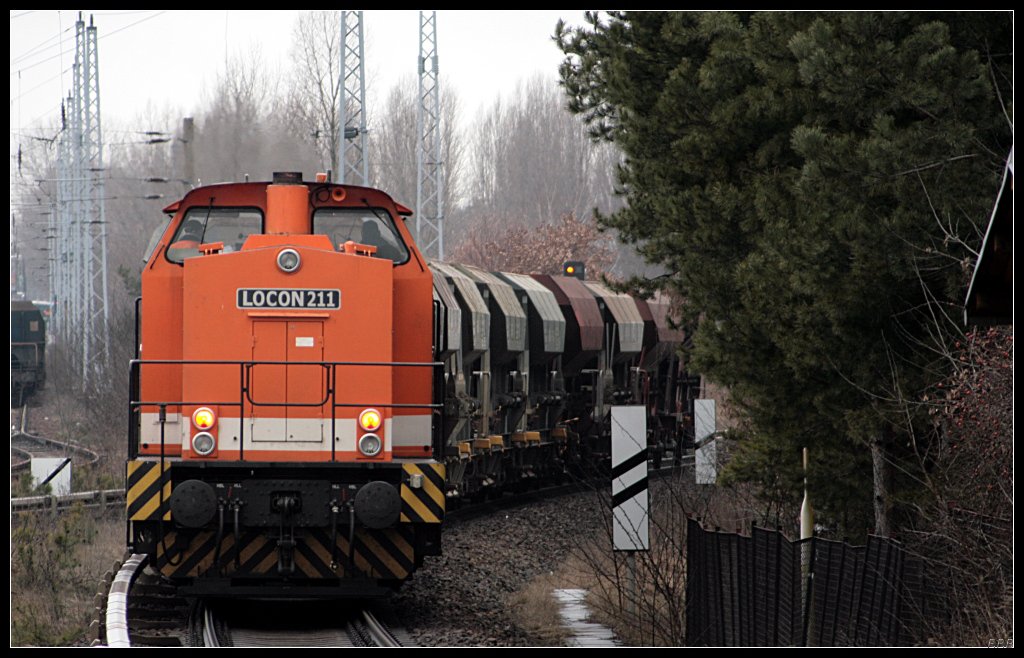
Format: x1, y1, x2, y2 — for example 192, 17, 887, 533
82, 18, 110, 381
338, 10, 367, 186
415, 10, 444, 260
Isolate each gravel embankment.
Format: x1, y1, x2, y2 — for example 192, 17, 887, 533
393, 489, 607, 647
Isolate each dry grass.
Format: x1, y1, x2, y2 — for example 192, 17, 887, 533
11, 355, 129, 646
25, 380, 124, 493
552, 471, 772, 646
507, 572, 572, 646
562, 525, 685, 645
10, 508, 126, 646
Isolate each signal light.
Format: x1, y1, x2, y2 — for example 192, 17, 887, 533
358, 433, 382, 457
192, 431, 216, 456
563, 260, 585, 280
277, 248, 301, 273
192, 407, 216, 431
359, 409, 382, 432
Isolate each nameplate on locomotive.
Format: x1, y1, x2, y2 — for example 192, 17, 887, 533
237, 288, 341, 310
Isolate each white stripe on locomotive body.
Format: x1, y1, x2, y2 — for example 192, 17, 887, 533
246, 417, 325, 444
241, 417, 362, 452
140, 412, 183, 446
139, 414, 389, 454
389, 414, 432, 447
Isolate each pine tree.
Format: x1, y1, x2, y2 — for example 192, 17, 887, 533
556, 11, 1012, 537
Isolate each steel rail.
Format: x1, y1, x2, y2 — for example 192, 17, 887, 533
361, 609, 403, 647
11, 488, 124, 513
105, 553, 148, 647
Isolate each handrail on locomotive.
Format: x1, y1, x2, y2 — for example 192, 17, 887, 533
128, 357, 444, 460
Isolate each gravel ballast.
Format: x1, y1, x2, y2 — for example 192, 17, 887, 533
393, 488, 607, 647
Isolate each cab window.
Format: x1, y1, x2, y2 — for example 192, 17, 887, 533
313, 208, 409, 264
166, 208, 263, 263
143, 216, 171, 264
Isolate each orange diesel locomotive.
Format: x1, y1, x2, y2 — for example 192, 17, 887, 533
127, 172, 443, 596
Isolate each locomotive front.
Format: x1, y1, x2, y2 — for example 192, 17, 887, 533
127, 173, 443, 596
11, 300, 47, 402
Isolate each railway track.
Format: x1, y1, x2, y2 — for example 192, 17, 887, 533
96, 554, 410, 648
193, 601, 407, 647
92, 478, 596, 647
94, 456, 690, 647
10, 404, 100, 475
98, 555, 190, 647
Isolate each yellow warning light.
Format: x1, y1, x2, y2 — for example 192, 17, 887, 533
563, 261, 585, 279
359, 408, 383, 432
192, 407, 217, 431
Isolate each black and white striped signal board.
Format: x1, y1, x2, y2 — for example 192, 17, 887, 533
611, 406, 649, 552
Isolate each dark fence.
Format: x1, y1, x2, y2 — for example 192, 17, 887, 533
685, 519, 931, 646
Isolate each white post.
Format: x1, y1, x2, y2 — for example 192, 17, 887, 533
694, 399, 717, 484
612, 406, 649, 626
800, 447, 815, 644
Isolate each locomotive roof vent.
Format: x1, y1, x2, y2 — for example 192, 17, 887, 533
272, 171, 303, 185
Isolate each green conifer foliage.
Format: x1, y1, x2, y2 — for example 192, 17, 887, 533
557, 11, 1012, 537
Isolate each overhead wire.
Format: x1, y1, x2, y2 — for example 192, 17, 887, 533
9, 67, 72, 107
11, 10, 173, 153
10, 26, 74, 67
91, 11, 160, 17
10, 11, 168, 76
98, 11, 169, 42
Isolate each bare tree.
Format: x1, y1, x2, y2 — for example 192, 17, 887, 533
369, 76, 420, 208
369, 75, 466, 230
464, 74, 621, 227
448, 212, 615, 277
10, 119, 62, 301
284, 10, 343, 175
195, 49, 279, 183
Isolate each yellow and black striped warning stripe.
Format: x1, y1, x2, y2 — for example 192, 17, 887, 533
154, 526, 416, 581
400, 462, 446, 524
126, 460, 172, 522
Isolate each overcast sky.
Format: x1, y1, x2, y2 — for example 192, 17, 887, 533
10, 10, 588, 156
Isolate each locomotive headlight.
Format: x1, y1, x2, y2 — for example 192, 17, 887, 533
358, 433, 382, 457
359, 408, 382, 432
277, 248, 301, 273
192, 431, 216, 456
192, 407, 216, 431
